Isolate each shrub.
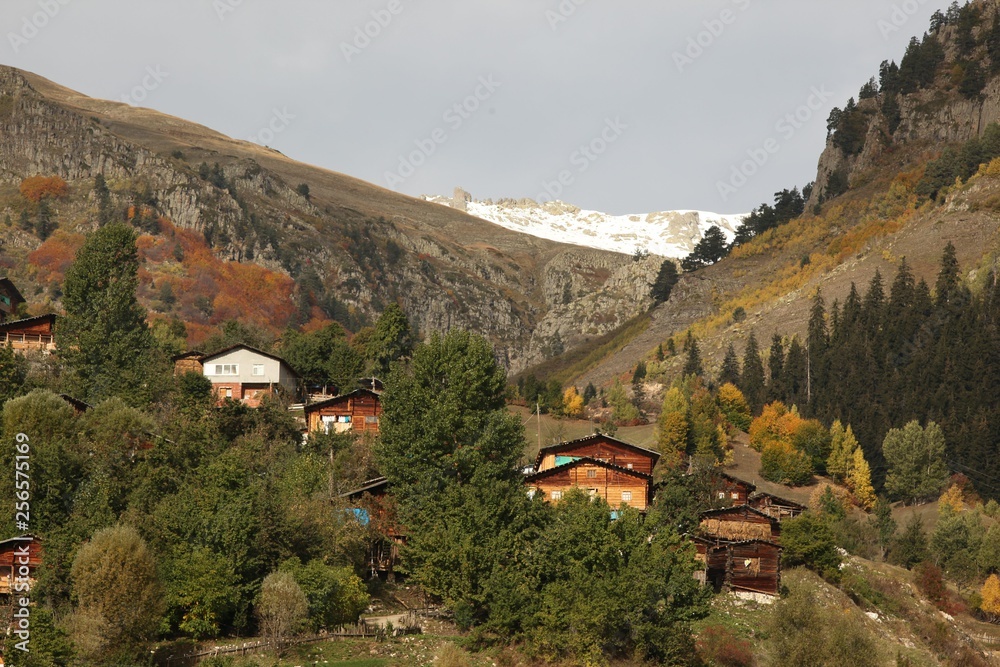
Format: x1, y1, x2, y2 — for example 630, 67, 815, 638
914, 561, 947, 609
696, 625, 754, 667
781, 514, 842, 581
760, 442, 813, 486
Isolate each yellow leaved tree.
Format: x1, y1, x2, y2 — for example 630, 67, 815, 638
850, 447, 876, 511
562, 386, 585, 419
981, 574, 1000, 622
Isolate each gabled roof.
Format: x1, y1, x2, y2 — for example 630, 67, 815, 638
0, 278, 25, 305
171, 350, 206, 362
714, 471, 757, 491
0, 313, 56, 331
534, 433, 661, 470
305, 388, 382, 414
525, 455, 653, 482
340, 476, 389, 500
749, 491, 807, 510
200, 344, 297, 375
700, 504, 780, 525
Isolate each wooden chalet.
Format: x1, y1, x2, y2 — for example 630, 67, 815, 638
526, 456, 654, 511
0, 314, 56, 353
0, 279, 24, 323
703, 540, 782, 596
342, 477, 404, 578
534, 434, 660, 475
699, 505, 781, 543
0, 536, 41, 597
748, 491, 807, 521
305, 388, 382, 435
711, 472, 756, 505
697, 505, 782, 597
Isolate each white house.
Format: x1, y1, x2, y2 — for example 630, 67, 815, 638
200, 345, 299, 406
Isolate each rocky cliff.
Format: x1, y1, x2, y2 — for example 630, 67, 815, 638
0, 66, 659, 373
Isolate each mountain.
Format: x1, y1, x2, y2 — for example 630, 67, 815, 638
562, 0, 1000, 390
0, 66, 658, 373
423, 189, 746, 259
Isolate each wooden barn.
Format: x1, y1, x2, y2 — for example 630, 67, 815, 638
0, 536, 42, 596
0, 314, 56, 353
172, 350, 206, 376
704, 540, 782, 596
0, 278, 25, 323
711, 472, 756, 505
305, 389, 382, 435
699, 505, 781, 543
342, 477, 404, 578
748, 491, 807, 521
526, 457, 654, 511
534, 434, 660, 475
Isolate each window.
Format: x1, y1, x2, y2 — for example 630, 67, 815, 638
252, 364, 265, 376
365, 416, 379, 424
626, 463, 633, 470
221, 387, 232, 398
621, 491, 632, 502
731, 492, 740, 500
212, 364, 238, 375
718, 491, 726, 499
587, 488, 599, 498
551, 491, 562, 500
586, 468, 597, 479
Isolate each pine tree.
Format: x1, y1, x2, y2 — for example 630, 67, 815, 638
935, 241, 961, 307
94, 173, 113, 225
60, 223, 158, 404
655, 343, 665, 362
871, 497, 897, 560
718, 342, 741, 387
683, 333, 703, 378
650, 260, 680, 303
767, 334, 785, 401
740, 333, 766, 414
850, 447, 876, 510
807, 290, 828, 400
35, 198, 55, 240
891, 515, 928, 569
784, 337, 807, 407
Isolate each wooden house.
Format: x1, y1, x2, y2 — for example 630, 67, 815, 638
199, 345, 299, 407
0, 314, 56, 353
172, 350, 206, 376
0, 536, 41, 596
342, 477, 404, 577
0, 279, 25, 323
748, 492, 807, 521
704, 540, 782, 596
305, 389, 382, 435
526, 457, 654, 511
699, 505, 781, 543
711, 472, 756, 505
534, 434, 660, 475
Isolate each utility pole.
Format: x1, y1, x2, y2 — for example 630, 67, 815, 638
537, 400, 541, 452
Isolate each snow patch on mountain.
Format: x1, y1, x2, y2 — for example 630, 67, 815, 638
423, 192, 746, 259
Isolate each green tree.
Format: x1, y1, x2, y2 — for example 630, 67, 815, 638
257, 571, 308, 655
882, 420, 948, 504
871, 497, 897, 561
683, 331, 703, 377
163, 547, 240, 639
35, 198, 55, 240
70, 525, 163, 660
650, 260, 680, 303
367, 303, 413, 377
718, 342, 741, 387
890, 514, 929, 569
781, 513, 842, 580
94, 173, 113, 225
739, 332, 766, 414
59, 223, 159, 405
0, 343, 27, 404
279, 558, 368, 631
681, 226, 729, 272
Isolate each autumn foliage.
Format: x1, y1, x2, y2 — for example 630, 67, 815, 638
19, 175, 68, 203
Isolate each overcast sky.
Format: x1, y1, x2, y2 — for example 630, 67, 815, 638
2, 0, 942, 214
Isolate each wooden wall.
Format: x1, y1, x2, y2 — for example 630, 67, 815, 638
700, 507, 779, 542
531, 464, 650, 510
727, 542, 781, 595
